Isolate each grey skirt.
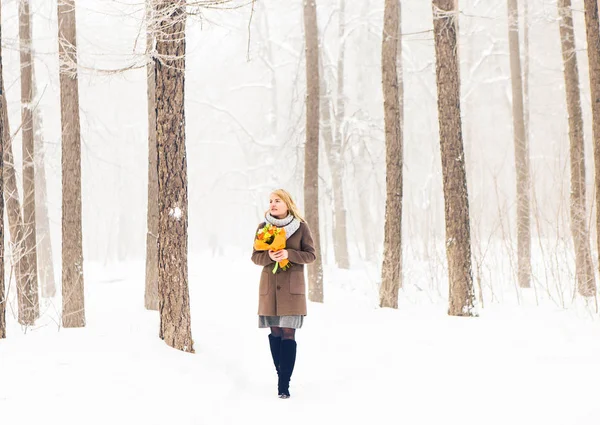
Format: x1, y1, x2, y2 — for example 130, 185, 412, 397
258, 315, 304, 329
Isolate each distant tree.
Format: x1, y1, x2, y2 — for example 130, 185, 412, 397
507, 0, 531, 289
145, 2, 159, 311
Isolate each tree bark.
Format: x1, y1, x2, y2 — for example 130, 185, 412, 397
1, 6, 36, 325
145, 3, 159, 311
507, 0, 532, 289
303, 0, 324, 303
432, 0, 476, 317
379, 0, 403, 309
57, 0, 85, 328
0, 7, 6, 339
584, 0, 600, 297
558, 0, 596, 297
153, 0, 194, 352
18, 0, 40, 312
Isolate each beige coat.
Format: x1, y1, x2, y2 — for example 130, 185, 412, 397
251, 221, 316, 316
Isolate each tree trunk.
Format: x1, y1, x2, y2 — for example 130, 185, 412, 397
354, 0, 377, 263
379, 0, 403, 309
258, 0, 278, 136
558, 0, 596, 296
303, 0, 324, 303
432, 0, 476, 317
145, 3, 159, 311
32, 62, 56, 299
584, 0, 600, 297
1, 13, 36, 325
355, 141, 377, 262
507, 0, 531, 289
319, 53, 339, 267
57, 0, 85, 328
18, 0, 40, 312
0, 8, 6, 339
558, 0, 596, 297
329, 0, 350, 270
153, 0, 194, 352
1, 88, 35, 325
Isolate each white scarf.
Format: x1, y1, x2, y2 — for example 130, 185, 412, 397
265, 213, 301, 240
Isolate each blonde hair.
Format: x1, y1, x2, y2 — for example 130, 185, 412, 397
267, 189, 306, 222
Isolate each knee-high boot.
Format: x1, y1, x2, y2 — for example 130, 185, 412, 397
278, 339, 297, 399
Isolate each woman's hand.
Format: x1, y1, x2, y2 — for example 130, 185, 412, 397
269, 249, 288, 262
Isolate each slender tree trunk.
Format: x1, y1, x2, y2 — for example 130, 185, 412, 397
258, 0, 278, 136
354, 0, 377, 263
329, 0, 350, 270
558, 0, 596, 297
584, 0, 600, 297
145, 2, 159, 311
303, 0, 324, 303
432, 0, 476, 317
57, 0, 85, 328
507, 0, 531, 289
379, 0, 403, 309
153, 0, 194, 352
1, 12, 36, 325
319, 53, 338, 267
1, 86, 35, 325
0, 7, 6, 339
32, 65, 56, 299
18, 0, 39, 314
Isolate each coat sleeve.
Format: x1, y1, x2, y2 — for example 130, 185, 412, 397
251, 224, 274, 266
287, 223, 316, 265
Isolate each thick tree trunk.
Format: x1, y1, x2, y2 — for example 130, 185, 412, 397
0, 8, 6, 339
558, 0, 596, 297
57, 0, 85, 328
153, 0, 194, 352
18, 0, 40, 312
379, 0, 403, 309
432, 0, 476, 317
584, 0, 600, 297
145, 3, 159, 311
303, 0, 324, 303
507, 0, 532, 289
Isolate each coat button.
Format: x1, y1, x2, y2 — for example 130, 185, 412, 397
277, 285, 281, 290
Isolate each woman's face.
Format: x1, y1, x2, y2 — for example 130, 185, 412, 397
269, 193, 289, 219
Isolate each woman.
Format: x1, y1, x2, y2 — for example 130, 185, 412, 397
251, 189, 316, 399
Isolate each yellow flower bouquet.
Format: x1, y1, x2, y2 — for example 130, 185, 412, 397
254, 223, 290, 273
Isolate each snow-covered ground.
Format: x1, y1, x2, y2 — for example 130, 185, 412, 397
2, 251, 600, 425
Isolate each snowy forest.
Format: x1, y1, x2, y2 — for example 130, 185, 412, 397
1, 0, 600, 424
